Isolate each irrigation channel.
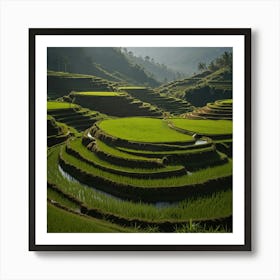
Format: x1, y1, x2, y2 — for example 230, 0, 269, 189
58, 164, 178, 208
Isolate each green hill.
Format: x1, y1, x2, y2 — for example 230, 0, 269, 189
121, 48, 183, 82
47, 47, 159, 87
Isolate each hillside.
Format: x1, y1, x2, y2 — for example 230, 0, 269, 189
127, 47, 232, 75
121, 48, 183, 82
156, 51, 232, 107
47, 71, 118, 99
157, 68, 232, 107
47, 47, 159, 87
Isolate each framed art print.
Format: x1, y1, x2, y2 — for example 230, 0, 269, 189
29, 28, 251, 251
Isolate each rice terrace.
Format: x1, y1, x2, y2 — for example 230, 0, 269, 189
47, 47, 233, 233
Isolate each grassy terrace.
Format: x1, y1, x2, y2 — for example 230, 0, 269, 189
184, 99, 233, 121
216, 99, 232, 105
117, 145, 215, 156
47, 70, 97, 78
118, 86, 147, 90
60, 144, 232, 188
47, 102, 106, 133
98, 117, 194, 143
72, 91, 120, 96
68, 138, 184, 174
170, 119, 232, 135
119, 87, 194, 115
48, 146, 232, 222
47, 101, 79, 110
95, 139, 155, 161
47, 203, 133, 233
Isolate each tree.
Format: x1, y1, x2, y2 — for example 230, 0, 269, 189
222, 51, 232, 70
198, 62, 207, 72
208, 61, 218, 71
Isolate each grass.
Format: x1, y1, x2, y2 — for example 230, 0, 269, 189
174, 222, 230, 233
216, 99, 232, 105
47, 187, 79, 209
60, 144, 232, 188
98, 117, 194, 143
117, 145, 215, 157
47, 146, 232, 222
72, 91, 120, 96
96, 139, 158, 161
47, 203, 133, 232
68, 138, 183, 173
118, 86, 147, 90
47, 70, 97, 78
170, 119, 232, 135
47, 101, 79, 110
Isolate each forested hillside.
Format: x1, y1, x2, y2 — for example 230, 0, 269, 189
47, 47, 159, 86
121, 48, 184, 82
127, 47, 232, 75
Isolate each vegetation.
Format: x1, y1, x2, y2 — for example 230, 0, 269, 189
47, 47, 159, 86
118, 87, 194, 115
121, 48, 184, 82
72, 91, 121, 97
48, 146, 232, 223
47, 101, 79, 110
125, 47, 231, 75
47, 101, 106, 133
46, 47, 233, 233
68, 91, 163, 118
184, 99, 233, 120
47, 203, 134, 233
98, 117, 194, 143
170, 119, 232, 135
59, 144, 232, 189
157, 52, 233, 107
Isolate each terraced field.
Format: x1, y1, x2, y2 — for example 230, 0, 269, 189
47, 101, 106, 133
48, 115, 233, 232
156, 68, 232, 107
118, 87, 194, 115
46, 69, 233, 233
183, 99, 233, 120
47, 71, 115, 99
69, 91, 163, 117
47, 115, 71, 147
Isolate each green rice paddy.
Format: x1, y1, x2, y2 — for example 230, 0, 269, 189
171, 119, 232, 135
47, 101, 79, 110
60, 144, 232, 188
98, 117, 194, 143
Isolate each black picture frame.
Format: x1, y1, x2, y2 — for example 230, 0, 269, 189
29, 28, 251, 251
